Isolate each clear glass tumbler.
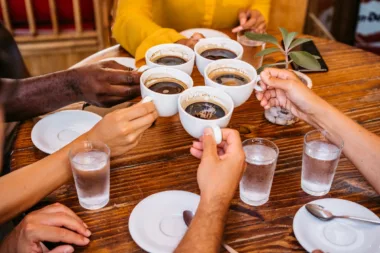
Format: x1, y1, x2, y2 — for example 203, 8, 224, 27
301, 130, 344, 196
240, 138, 279, 206
69, 141, 110, 210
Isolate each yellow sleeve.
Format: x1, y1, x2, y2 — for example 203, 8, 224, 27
112, 0, 186, 64
250, 0, 271, 23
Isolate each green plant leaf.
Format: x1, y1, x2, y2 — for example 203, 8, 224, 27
279, 27, 288, 41
257, 63, 286, 74
313, 55, 321, 59
289, 38, 312, 50
255, 48, 281, 57
289, 51, 321, 70
245, 32, 279, 46
279, 27, 298, 50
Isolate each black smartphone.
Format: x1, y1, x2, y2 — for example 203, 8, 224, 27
282, 40, 328, 73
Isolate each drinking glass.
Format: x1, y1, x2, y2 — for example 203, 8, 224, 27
301, 130, 344, 196
237, 29, 266, 69
240, 138, 279, 206
69, 141, 110, 210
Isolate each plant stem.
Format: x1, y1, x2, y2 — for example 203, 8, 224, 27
284, 50, 289, 69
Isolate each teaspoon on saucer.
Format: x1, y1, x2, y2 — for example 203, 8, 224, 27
306, 204, 380, 225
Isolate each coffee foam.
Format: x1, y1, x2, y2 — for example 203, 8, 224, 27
150, 48, 190, 63
180, 91, 228, 115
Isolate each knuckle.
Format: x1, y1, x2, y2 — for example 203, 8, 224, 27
23, 214, 34, 225
53, 202, 63, 207
59, 229, 69, 239
126, 134, 136, 144
23, 222, 35, 234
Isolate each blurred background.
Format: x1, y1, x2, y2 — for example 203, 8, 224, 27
0, 0, 379, 76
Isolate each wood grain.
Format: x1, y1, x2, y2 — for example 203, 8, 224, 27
10, 30, 380, 252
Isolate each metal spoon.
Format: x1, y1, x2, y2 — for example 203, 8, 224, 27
183, 210, 239, 253
305, 204, 380, 225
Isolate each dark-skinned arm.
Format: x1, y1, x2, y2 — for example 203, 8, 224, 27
3, 62, 141, 122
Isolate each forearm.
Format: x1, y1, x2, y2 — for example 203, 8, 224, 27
175, 197, 230, 253
4, 69, 82, 122
0, 134, 88, 224
312, 102, 380, 193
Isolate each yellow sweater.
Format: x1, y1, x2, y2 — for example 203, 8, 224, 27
113, 0, 271, 64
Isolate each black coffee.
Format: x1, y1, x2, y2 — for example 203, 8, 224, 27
185, 102, 227, 120
152, 55, 187, 66
200, 48, 237, 60
148, 78, 186, 94
209, 72, 250, 86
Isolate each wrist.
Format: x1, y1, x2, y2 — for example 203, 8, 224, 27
308, 97, 335, 130
64, 68, 84, 102
175, 38, 187, 45
199, 193, 232, 216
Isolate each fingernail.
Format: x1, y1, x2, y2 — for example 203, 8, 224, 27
83, 222, 88, 228
204, 128, 213, 136
85, 229, 91, 237
83, 237, 90, 244
64, 247, 74, 253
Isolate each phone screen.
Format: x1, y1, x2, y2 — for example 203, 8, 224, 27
290, 40, 328, 73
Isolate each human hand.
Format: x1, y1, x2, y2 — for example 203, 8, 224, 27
86, 101, 158, 157
71, 61, 141, 107
232, 9, 266, 33
176, 33, 205, 49
0, 203, 90, 253
255, 68, 328, 128
191, 128, 245, 204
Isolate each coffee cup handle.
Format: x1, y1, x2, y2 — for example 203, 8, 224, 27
141, 96, 153, 103
208, 125, 222, 145
254, 75, 263, 92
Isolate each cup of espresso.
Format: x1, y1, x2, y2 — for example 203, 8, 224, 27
140, 67, 194, 117
178, 86, 234, 139
145, 44, 195, 75
194, 38, 243, 76
204, 59, 262, 107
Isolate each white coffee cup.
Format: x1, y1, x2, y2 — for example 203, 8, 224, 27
194, 38, 244, 76
145, 43, 195, 75
140, 67, 194, 117
204, 59, 262, 107
178, 86, 234, 140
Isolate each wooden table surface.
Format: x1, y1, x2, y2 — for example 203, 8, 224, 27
10, 30, 380, 252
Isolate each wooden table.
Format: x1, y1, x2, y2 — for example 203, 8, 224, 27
10, 30, 380, 252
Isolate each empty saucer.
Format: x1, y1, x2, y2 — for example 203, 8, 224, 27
31, 110, 102, 154
129, 190, 200, 253
100, 57, 136, 70
180, 28, 230, 39
293, 198, 380, 253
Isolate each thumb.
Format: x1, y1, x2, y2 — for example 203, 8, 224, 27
49, 245, 74, 253
201, 128, 218, 160
260, 68, 298, 91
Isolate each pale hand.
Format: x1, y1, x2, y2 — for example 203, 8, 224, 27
176, 33, 205, 49
0, 203, 90, 253
86, 101, 158, 157
255, 68, 327, 128
191, 128, 246, 204
232, 9, 266, 33
71, 61, 141, 107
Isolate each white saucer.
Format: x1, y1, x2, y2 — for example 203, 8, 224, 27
129, 190, 200, 253
31, 110, 102, 154
180, 28, 230, 39
100, 57, 136, 69
293, 198, 380, 253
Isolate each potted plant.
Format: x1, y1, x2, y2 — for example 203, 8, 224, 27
245, 28, 321, 125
